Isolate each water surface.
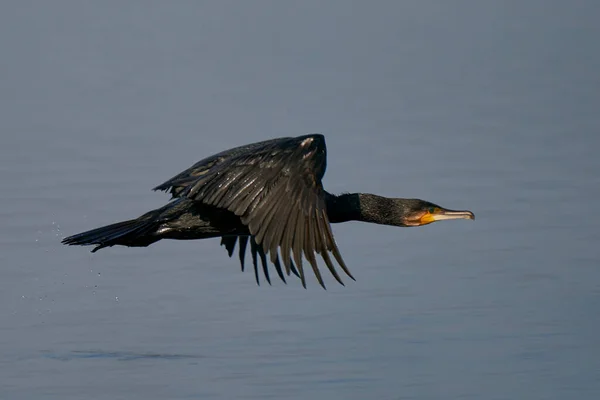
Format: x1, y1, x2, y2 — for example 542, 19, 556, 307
1, 1, 599, 399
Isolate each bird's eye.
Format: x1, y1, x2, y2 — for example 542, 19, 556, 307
428, 207, 436, 214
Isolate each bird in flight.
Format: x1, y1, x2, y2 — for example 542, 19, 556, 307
62, 134, 474, 288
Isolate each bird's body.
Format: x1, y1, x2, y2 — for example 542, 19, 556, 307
62, 134, 474, 288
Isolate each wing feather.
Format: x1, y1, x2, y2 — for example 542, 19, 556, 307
238, 236, 249, 272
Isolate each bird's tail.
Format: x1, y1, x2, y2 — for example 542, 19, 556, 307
61, 217, 159, 252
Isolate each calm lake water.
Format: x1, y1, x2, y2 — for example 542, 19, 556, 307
1, 1, 599, 399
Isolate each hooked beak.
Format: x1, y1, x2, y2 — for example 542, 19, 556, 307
419, 208, 475, 225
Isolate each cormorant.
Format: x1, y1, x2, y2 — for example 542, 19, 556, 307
62, 134, 474, 288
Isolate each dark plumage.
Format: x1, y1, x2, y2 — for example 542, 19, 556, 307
62, 134, 474, 288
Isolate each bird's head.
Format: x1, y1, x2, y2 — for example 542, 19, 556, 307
395, 198, 475, 227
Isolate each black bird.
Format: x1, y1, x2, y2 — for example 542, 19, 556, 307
62, 134, 474, 288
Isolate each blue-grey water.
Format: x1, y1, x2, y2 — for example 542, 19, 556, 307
1, 1, 599, 399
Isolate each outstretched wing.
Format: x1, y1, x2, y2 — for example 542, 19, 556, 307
153, 137, 284, 198
158, 134, 353, 288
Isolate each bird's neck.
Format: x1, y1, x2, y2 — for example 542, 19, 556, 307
326, 193, 398, 225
